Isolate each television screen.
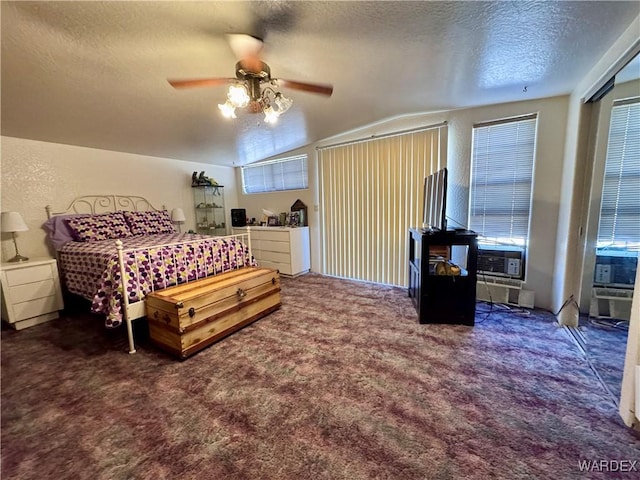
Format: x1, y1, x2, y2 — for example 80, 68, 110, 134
422, 167, 448, 231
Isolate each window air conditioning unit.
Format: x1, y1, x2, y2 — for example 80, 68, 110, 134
477, 246, 525, 280
591, 251, 637, 321
593, 251, 637, 288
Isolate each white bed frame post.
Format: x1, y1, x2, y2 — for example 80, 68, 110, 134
246, 233, 252, 267
116, 239, 136, 354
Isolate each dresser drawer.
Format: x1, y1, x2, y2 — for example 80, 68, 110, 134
252, 229, 290, 242
5, 264, 53, 286
258, 260, 292, 276
13, 296, 61, 322
260, 250, 291, 264
259, 239, 290, 253
10, 279, 56, 303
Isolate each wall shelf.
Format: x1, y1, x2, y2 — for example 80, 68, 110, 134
192, 185, 226, 236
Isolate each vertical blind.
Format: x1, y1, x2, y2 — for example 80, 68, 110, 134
318, 125, 447, 287
597, 99, 640, 250
469, 114, 537, 247
241, 154, 308, 194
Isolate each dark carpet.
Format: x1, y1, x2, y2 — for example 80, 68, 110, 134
2, 273, 639, 480
579, 316, 629, 403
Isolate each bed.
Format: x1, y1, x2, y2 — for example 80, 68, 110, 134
45, 195, 255, 354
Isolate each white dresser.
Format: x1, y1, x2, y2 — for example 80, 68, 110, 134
233, 226, 310, 276
1, 258, 65, 330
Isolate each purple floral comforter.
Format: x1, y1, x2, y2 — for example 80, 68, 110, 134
58, 233, 256, 328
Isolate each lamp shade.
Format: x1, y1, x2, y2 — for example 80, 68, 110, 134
171, 208, 186, 223
1, 211, 28, 233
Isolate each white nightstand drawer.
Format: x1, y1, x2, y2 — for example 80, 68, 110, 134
13, 296, 61, 322
5, 264, 53, 286
2, 258, 64, 329
10, 279, 56, 303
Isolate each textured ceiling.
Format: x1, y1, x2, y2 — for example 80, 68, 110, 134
1, 1, 639, 166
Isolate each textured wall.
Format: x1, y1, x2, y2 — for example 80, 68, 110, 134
0, 136, 237, 260
1, 94, 570, 310
238, 96, 569, 310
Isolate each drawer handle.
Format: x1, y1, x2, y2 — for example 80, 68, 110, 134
237, 288, 246, 298
188, 307, 196, 318
272, 277, 276, 285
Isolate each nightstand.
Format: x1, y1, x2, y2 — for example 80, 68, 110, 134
1, 258, 65, 330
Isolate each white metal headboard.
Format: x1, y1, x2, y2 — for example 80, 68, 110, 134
46, 195, 164, 218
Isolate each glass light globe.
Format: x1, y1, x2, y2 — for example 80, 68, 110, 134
228, 84, 250, 108
218, 101, 237, 119
263, 105, 280, 123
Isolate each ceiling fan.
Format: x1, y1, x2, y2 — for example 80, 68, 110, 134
168, 34, 333, 122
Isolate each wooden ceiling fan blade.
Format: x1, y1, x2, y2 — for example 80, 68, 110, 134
277, 79, 334, 96
226, 34, 264, 60
167, 78, 234, 89
237, 55, 264, 74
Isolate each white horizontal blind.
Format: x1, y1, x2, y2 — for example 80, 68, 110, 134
470, 114, 537, 247
241, 154, 308, 194
597, 99, 640, 250
318, 125, 447, 286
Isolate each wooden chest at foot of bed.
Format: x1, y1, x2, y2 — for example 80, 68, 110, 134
145, 267, 281, 359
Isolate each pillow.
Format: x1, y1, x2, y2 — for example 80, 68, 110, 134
124, 210, 176, 235
65, 212, 133, 242
43, 214, 89, 250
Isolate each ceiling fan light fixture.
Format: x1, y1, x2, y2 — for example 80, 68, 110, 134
218, 101, 237, 119
274, 92, 293, 114
169, 37, 333, 125
263, 104, 280, 123
227, 83, 250, 108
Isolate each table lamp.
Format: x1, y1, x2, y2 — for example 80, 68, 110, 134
1, 211, 29, 262
171, 208, 186, 233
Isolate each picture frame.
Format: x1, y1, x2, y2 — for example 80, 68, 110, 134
267, 216, 279, 226
289, 211, 300, 227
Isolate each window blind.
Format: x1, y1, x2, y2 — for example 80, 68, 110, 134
241, 154, 308, 194
597, 99, 640, 250
318, 124, 447, 287
469, 114, 537, 247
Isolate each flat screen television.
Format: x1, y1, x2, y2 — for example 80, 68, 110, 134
422, 167, 448, 231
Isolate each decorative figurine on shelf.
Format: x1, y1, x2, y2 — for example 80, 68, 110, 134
197, 171, 209, 185
196, 171, 219, 187
290, 199, 308, 226
191, 171, 199, 186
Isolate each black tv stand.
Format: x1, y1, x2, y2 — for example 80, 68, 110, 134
408, 228, 478, 325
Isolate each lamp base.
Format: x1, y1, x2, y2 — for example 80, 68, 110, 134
7, 254, 29, 263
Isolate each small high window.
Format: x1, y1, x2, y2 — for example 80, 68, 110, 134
241, 155, 308, 194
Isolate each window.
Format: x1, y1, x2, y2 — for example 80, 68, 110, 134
241, 154, 308, 194
469, 114, 537, 248
596, 99, 640, 253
